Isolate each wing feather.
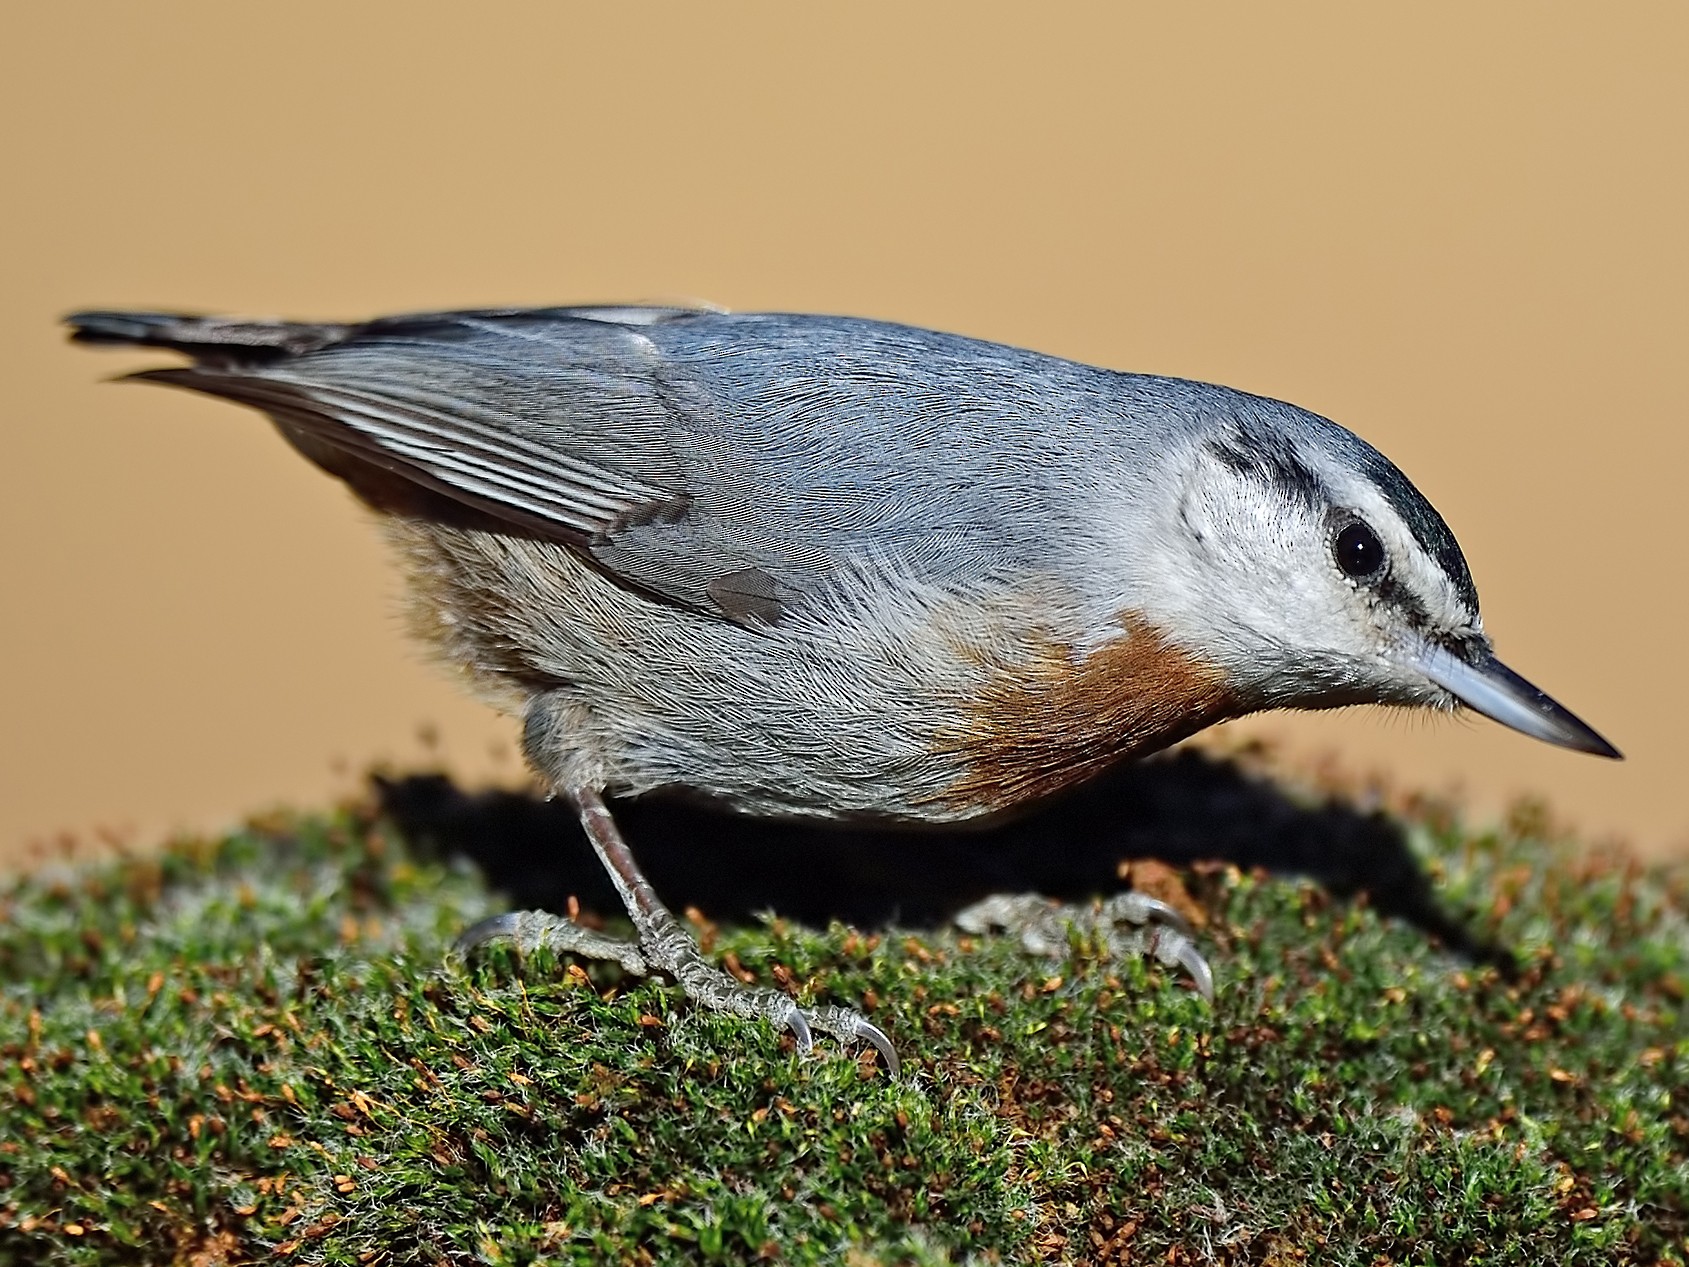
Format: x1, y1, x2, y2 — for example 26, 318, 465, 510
132, 367, 688, 541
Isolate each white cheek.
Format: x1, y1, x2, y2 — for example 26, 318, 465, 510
1185, 482, 1344, 636
1107, 472, 1390, 699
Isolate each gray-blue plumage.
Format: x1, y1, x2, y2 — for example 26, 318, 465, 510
73, 306, 1473, 623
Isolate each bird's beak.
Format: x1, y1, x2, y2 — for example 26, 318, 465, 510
1404, 642, 1621, 758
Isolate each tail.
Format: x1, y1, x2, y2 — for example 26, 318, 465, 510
64, 308, 468, 523
64, 310, 353, 364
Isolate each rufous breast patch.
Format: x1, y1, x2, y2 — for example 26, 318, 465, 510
927, 612, 1241, 815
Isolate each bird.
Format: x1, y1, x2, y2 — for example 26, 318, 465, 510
68, 304, 1620, 1073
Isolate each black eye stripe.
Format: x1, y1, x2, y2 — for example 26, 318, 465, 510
1334, 520, 1386, 581
1343, 444, 1479, 613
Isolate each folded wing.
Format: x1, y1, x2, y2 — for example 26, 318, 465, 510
71, 305, 1053, 624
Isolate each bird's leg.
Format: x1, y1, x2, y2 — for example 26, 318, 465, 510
953, 892, 1215, 1000
459, 784, 899, 1074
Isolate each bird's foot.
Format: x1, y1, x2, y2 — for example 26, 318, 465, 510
953, 892, 1215, 1000
458, 909, 652, 975
457, 910, 899, 1075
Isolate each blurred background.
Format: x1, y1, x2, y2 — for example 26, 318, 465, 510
3, 4, 1683, 866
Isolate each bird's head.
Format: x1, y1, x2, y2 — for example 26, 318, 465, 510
1126, 393, 1619, 758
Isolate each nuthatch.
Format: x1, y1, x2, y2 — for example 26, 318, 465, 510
70, 305, 1619, 1072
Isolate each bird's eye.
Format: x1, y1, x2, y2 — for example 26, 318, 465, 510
1334, 521, 1386, 580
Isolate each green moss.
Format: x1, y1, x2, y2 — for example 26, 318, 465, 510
1, 790, 1684, 1265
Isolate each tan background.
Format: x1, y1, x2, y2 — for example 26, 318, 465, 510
3, 5, 1684, 865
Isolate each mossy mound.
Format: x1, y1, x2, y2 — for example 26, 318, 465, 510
1, 776, 1684, 1264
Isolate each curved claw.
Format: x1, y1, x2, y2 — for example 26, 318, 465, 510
852, 1019, 901, 1078
782, 1004, 814, 1056
454, 912, 527, 954
1128, 895, 1195, 939
1169, 936, 1215, 1002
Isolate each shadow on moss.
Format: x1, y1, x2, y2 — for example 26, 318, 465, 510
377, 745, 1515, 973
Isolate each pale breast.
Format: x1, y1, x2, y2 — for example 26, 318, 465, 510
373, 512, 1243, 823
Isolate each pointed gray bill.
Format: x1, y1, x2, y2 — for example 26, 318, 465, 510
1407, 644, 1621, 759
